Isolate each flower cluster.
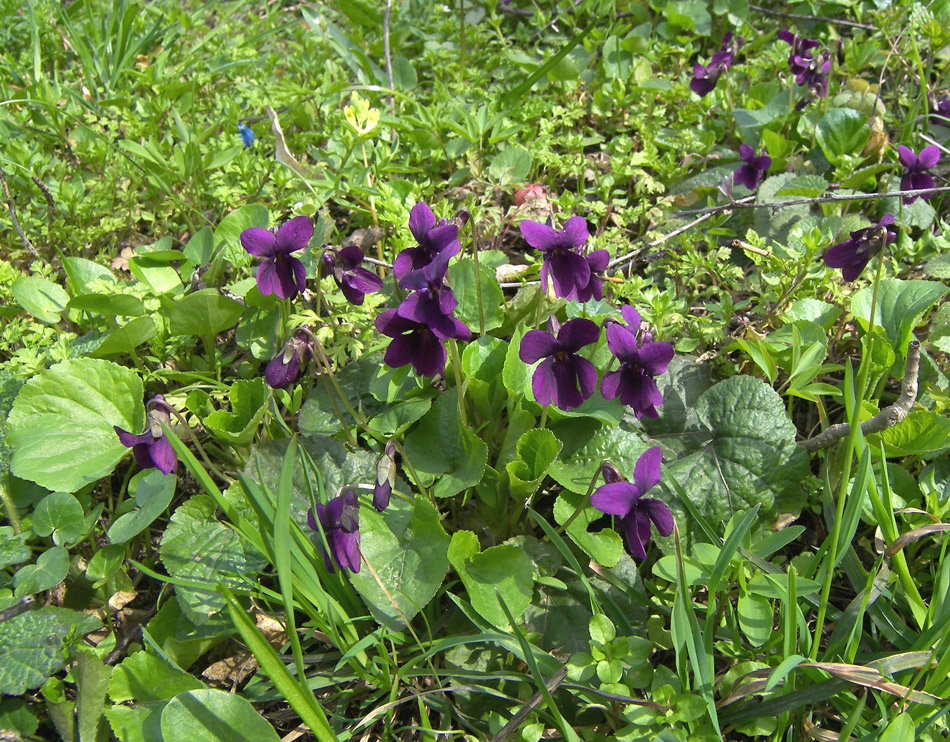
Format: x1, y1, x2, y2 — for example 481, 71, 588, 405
519, 307, 674, 417
519, 217, 608, 301
690, 32, 741, 97
778, 31, 831, 109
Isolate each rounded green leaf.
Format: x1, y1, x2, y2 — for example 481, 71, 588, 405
67, 293, 145, 317
815, 107, 869, 163
160, 689, 280, 742
92, 316, 157, 357
10, 276, 69, 324
8, 359, 144, 493
168, 289, 245, 337
32, 492, 85, 546
107, 469, 176, 544
12, 546, 69, 596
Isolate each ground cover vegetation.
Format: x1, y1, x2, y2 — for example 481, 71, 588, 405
1, 0, 950, 739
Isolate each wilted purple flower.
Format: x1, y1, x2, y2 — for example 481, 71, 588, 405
374, 440, 397, 512
822, 214, 896, 281
114, 395, 177, 475
778, 30, 831, 109
241, 215, 313, 300
322, 244, 383, 305
734, 144, 771, 190
393, 202, 461, 280
519, 317, 599, 410
237, 123, 256, 148
376, 308, 463, 377
690, 32, 740, 97
520, 216, 597, 300
307, 489, 361, 574
601, 306, 674, 419
591, 447, 674, 560
397, 250, 469, 340
898, 145, 940, 204
264, 331, 312, 389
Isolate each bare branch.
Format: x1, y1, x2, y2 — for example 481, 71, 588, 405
749, 3, 876, 30
0, 166, 39, 258
800, 340, 920, 452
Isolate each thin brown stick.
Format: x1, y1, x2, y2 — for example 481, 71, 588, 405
799, 340, 920, 452
489, 665, 568, 742
0, 166, 39, 257
749, 3, 875, 31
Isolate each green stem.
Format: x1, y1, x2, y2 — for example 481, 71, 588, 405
447, 339, 468, 429
469, 211, 486, 337
0, 476, 22, 534
556, 463, 605, 535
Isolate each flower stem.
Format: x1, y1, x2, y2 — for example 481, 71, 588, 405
555, 463, 605, 535
468, 210, 486, 336
448, 339, 468, 429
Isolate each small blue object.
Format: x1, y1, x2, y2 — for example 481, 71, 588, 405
238, 123, 256, 148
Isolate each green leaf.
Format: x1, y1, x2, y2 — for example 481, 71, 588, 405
202, 379, 269, 446
449, 257, 506, 332
0, 697, 38, 738
548, 423, 648, 495
391, 55, 417, 89
86, 544, 125, 585
873, 410, 950, 456
0, 527, 31, 570
879, 712, 915, 742
109, 651, 205, 704
32, 492, 85, 546
75, 648, 111, 742
10, 276, 69, 324
0, 607, 101, 695
852, 279, 948, 357
403, 390, 487, 498
160, 496, 266, 624
506, 428, 562, 500
128, 256, 182, 295
815, 108, 870, 164
214, 205, 269, 266
648, 375, 808, 548
12, 546, 69, 596
168, 289, 245, 337
92, 317, 158, 357
108, 469, 177, 544
502, 325, 532, 397
160, 689, 280, 742
737, 591, 772, 647
365, 398, 431, 437
553, 491, 624, 568
299, 354, 388, 436
350, 497, 450, 629
67, 294, 145, 317
183, 226, 215, 268
783, 299, 841, 330
489, 145, 532, 185
8, 358, 144, 492
62, 257, 116, 294
447, 531, 533, 626
773, 175, 827, 199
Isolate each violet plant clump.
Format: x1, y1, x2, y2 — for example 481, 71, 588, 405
591, 447, 674, 560
240, 215, 313, 300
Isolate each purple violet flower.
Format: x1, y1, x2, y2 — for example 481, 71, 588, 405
322, 244, 383, 305
778, 31, 831, 109
397, 250, 470, 340
822, 214, 897, 282
601, 306, 674, 419
307, 489, 361, 574
573, 249, 610, 302
393, 202, 461, 280
591, 447, 674, 560
241, 215, 313, 300
519, 317, 599, 411
114, 395, 177, 475
374, 440, 397, 512
897, 145, 940, 204
376, 308, 461, 377
931, 96, 950, 123
734, 144, 772, 190
521, 216, 605, 300
690, 32, 740, 97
